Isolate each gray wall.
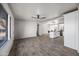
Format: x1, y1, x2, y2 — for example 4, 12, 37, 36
39, 22, 48, 35
0, 3, 14, 56
14, 20, 37, 39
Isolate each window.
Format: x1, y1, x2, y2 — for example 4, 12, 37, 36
0, 4, 8, 47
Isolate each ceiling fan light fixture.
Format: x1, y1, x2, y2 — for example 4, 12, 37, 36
32, 14, 46, 19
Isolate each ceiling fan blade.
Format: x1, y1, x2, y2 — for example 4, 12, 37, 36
40, 17, 46, 19
32, 16, 36, 19
32, 15, 46, 19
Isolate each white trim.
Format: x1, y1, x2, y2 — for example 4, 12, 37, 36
8, 15, 10, 40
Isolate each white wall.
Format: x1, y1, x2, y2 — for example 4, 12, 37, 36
14, 20, 37, 39
39, 22, 48, 35
64, 10, 79, 52
0, 4, 14, 56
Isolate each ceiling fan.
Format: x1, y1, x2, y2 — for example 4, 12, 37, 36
32, 14, 46, 19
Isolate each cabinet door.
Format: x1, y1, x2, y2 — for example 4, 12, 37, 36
64, 11, 78, 50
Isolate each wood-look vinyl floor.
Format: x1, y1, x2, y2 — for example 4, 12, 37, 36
9, 35, 79, 56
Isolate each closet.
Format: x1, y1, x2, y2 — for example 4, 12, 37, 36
64, 10, 79, 52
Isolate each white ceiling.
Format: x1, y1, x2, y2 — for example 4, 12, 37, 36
8, 3, 78, 21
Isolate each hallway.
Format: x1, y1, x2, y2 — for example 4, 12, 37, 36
9, 35, 79, 56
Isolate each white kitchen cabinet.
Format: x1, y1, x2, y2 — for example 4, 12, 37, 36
49, 31, 60, 38
49, 32, 54, 38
